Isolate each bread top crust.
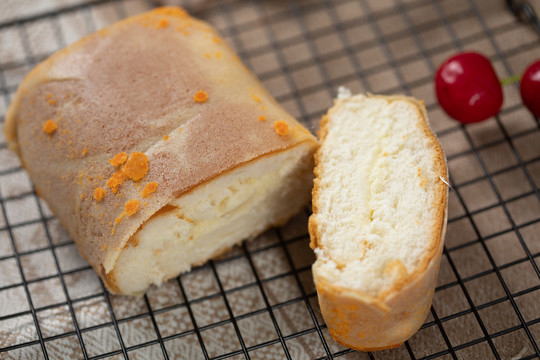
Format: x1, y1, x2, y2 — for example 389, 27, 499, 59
4, 7, 317, 276
310, 94, 448, 303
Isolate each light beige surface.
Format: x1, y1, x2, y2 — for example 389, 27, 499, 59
0, 0, 539, 359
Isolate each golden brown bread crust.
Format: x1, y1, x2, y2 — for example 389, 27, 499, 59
4, 7, 317, 290
309, 94, 448, 351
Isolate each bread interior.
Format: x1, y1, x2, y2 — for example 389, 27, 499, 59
112, 142, 314, 295
313, 96, 442, 297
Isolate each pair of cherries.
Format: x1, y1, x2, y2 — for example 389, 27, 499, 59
435, 52, 539, 124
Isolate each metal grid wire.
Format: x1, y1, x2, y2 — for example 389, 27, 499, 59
0, 0, 539, 359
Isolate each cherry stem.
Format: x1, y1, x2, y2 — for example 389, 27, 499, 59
500, 73, 522, 86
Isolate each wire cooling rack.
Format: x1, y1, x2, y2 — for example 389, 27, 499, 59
0, 0, 539, 359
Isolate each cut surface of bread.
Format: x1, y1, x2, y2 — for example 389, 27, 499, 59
309, 90, 447, 351
4, 7, 318, 295
109, 142, 314, 295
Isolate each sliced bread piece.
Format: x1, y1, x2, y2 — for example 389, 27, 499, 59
4, 7, 318, 296
309, 90, 448, 351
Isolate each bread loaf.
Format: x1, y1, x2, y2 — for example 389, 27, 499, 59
309, 90, 448, 350
4, 7, 318, 296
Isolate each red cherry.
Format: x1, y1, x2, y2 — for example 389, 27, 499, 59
435, 52, 503, 124
520, 59, 540, 118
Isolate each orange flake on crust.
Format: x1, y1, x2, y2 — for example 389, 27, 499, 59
94, 187, 106, 202
109, 152, 128, 166
107, 170, 125, 193
273, 121, 289, 136
258, 115, 266, 122
156, 18, 169, 28
251, 93, 262, 103
193, 90, 208, 103
47, 99, 57, 105
82, 148, 88, 156
43, 119, 58, 135
114, 213, 124, 224
124, 152, 149, 181
212, 36, 221, 44
142, 182, 158, 198
125, 199, 140, 216
163, 135, 169, 141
